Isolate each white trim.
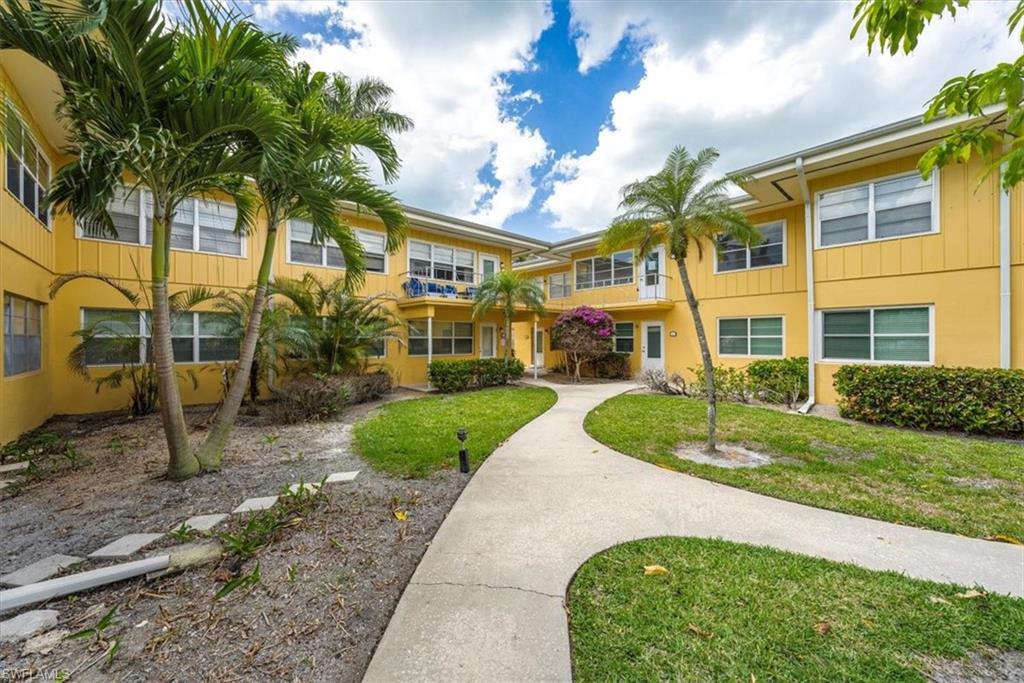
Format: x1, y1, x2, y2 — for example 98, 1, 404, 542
613, 321, 635, 354
407, 239, 477, 284
641, 321, 665, 371
4, 97, 52, 230
479, 323, 497, 359
80, 308, 239, 367
547, 271, 571, 299
816, 304, 934, 365
814, 169, 940, 250
716, 315, 785, 358
479, 253, 501, 280
573, 249, 635, 291
408, 319, 474, 357
999, 146, 1011, 369
713, 219, 787, 275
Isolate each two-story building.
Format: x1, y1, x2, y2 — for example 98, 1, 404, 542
2, 45, 1021, 445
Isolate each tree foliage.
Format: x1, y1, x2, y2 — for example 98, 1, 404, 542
551, 306, 614, 383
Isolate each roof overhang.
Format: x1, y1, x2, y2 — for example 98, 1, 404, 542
0, 50, 67, 150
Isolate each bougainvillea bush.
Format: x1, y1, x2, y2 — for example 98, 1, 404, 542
551, 306, 614, 382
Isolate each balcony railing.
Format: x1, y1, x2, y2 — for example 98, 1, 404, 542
400, 271, 488, 300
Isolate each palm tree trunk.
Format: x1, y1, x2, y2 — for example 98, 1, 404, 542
504, 313, 512, 361
197, 224, 278, 470
151, 215, 199, 480
675, 256, 717, 453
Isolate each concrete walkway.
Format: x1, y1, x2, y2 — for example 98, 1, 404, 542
364, 381, 1024, 682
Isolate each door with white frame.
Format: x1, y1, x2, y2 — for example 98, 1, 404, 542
480, 254, 500, 283
640, 245, 666, 299
480, 323, 497, 359
641, 322, 664, 371
534, 328, 545, 368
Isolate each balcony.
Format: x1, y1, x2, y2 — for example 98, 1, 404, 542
398, 271, 485, 308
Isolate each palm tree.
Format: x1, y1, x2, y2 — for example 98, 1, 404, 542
601, 147, 758, 453
472, 271, 546, 361
0, 0, 293, 480
195, 63, 407, 470
325, 74, 413, 179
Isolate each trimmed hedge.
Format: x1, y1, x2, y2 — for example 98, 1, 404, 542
747, 357, 808, 408
428, 358, 525, 393
833, 365, 1024, 436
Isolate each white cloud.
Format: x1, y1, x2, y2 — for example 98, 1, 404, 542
546, 2, 1018, 231
253, 0, 553, 227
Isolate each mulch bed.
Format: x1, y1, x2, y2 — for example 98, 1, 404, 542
0, 393, 468, 681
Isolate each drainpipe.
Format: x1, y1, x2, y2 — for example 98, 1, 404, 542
795, 156, 816, 413
999, 145, 1012, 369
532, 319, 539, 379
426, 314, 433, 389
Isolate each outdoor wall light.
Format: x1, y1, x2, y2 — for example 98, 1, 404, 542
457, 427, 469, 473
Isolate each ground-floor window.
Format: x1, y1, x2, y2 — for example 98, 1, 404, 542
407, 320, 473, 356
614, 322, 634, 353
718, 316, 784, 357
820, 306, 931, 363
3, 293, 43, 376
82, 309, 240, 366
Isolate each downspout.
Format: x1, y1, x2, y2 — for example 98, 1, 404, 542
999, 145, 1012, 369
795, 156, 816, 413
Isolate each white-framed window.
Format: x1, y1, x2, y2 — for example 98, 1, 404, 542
408, 240, 476, 283
819, 306, 932, 363
79, 186, 245, 257
82, 309, 239, 366
549, 272, 571, 299
575, 250, 633, 290
3, 293, 43, 376
614, 321, 634, 354
4, 99, 51, 228
407, 320, 473, 356
816, 171, 938, 248
358, 230, 388, 274
718, 316, 784, 357
716, 220, 785, 273
288, 218, 343, 268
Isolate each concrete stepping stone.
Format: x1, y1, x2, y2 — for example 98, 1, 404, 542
174, 514, 228, 533
0, 461, 29, 474
88, 533, 164, 560
0, 481, 13, 491
1, 554, 82, 587
0, 609, 59, 643
325, 471, 359, 484
232, 496, 278, 514
286, 482, 321, 494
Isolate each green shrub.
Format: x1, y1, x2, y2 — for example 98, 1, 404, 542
428, 358, 525, 393
833, 365, 1024, 436
346, 371, 392, 404
691, 365, 752, 402
277, 375, 350, 421
747, 357, 808, 407
589, 352, 632, 379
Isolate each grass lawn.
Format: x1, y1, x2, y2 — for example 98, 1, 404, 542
584, 394, 1024, 539
569, 537, 1024, 682
353, 386, 556, 477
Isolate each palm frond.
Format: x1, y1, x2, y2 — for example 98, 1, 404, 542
50, 272, 141, 305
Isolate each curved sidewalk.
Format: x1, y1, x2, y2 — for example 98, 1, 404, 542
364, 381, 1024, 682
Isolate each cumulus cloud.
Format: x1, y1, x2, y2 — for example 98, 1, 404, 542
546, 1, 1019, 231
251, 0, 553, 228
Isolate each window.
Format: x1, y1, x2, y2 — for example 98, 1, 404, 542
80, 185, 245, 256
408, 241, 475, 283
718, 317, 783, 357
575, 250, 633, 290
407, 320, 473, 356
549, 272, 571, 299
614, 322, 634, 354
83, 310, 239, 365
817, 173, 936, 247
288, 218, 343, 267
366, 338, 386, 358
4, 100, 50, 227
821, 306, 931, 363
717, 221, 784, 272
358, 230, 387, 274
3, 294, 42, 376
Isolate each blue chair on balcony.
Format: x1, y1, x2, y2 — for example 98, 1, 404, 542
403, 278, 425, 298
443, 285, 458, 299
426, 281, 442, 297
464, 286, 477, 300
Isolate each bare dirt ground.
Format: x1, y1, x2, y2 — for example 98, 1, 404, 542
0, 392, 468, 681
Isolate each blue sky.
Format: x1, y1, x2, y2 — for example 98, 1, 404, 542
249, 0, 1018, 239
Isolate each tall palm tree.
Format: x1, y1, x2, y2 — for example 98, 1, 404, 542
195, 63, 407, 470
0, 0, 293, 480
472, 271, 546, 361
601, 147, 758, 453
325, 74, 413, 180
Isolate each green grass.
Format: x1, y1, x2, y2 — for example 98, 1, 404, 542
353, 386, 557, 477
569, 537, 1024, 682
584, 394, 1024, 539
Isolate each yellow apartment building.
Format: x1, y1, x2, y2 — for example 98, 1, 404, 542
1, 45, 1021, 446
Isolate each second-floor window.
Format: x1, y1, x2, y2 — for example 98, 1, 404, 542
4, 99, 50, 228
548, 272, 571, 299
717, 221, 784, 272
817, 172, 936, 247
287, 220, 387, 273
409, 241, 475, 283
82, 186, 243, 257
575, 250, 633, 290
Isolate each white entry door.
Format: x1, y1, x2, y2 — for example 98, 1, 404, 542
534, 328, 545, 368
480, 324, 497, 358
641, 322, 664, 371
640, 245, 666, 299
480, 254, 500, 282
